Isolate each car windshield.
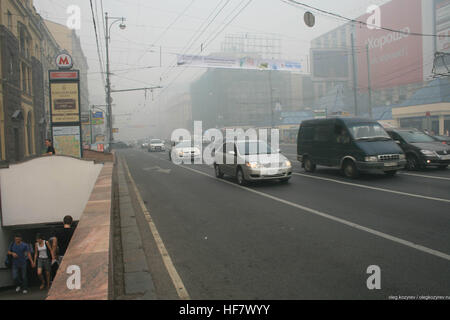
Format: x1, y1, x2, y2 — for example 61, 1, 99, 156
348, 123, 391, 140
151, 139, 162, 144
236, 141, 276, 155
398, 131, 436, 143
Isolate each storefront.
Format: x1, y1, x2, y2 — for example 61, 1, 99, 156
392, 103, 450, 135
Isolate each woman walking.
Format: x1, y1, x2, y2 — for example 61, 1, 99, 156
33, 234, 55, 290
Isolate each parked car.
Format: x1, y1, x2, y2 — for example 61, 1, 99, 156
386, 128, 450, 170
148, 139, 165, 152
430, 135, 450, 145
214, 140, 292, 185
169, 140, 201, 163
297, 118, 406, 178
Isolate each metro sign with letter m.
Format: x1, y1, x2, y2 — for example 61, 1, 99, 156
56, 52, 73, 70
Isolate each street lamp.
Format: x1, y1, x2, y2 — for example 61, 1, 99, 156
105, 12, 126, 146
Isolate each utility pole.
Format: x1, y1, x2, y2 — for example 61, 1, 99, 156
268, 70, 274, 128
105, 12, 112, 145
105, 12, 126, 145
351, 33, 358, 117
366, 44, 373, 119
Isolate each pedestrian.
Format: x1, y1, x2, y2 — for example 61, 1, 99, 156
33, 234, 55, 290
446, 130, 449, 137
48, 231, 59, 281
7, 234, 34, 294
54, 215, 76, 264
45, 139, 56, 155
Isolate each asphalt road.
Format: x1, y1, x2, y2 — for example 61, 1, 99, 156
118, 146, 450, 300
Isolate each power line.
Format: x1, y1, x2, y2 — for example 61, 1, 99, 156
150, 0, 254, 112
158, 0, 233, 82
89, 0, 106, 93
282, 0, 450, 38
134, 0, 197, 66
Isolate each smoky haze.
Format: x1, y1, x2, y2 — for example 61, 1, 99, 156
33, 0, 392, 142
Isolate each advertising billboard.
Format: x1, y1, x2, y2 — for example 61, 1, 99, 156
50, 82, 80, 123
53, 126, 82, 158
310, 49, 350, 80
177, 54, 304, 72
435, 0, 450, 53
356, 0, 423, 90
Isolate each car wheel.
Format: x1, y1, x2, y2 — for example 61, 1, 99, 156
342, 160, 359, 179
236, 168, 247, 186
385, 170, 397, 176
303, 157, 316, 173
406, 154, 422, 171
214, 164, 224, 178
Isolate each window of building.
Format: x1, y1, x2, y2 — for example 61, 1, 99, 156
27, 111, 33, 156
7, 11, 12, 29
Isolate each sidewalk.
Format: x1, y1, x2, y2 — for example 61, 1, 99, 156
116, 157, 156, 300
0, 286, 48, 300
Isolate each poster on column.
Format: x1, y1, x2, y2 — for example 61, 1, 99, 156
53, 126, 81, 158
50, 82, 80, 123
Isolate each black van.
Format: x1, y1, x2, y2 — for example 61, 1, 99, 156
297, 118, 407, 178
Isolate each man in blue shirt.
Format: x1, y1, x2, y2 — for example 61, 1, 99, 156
7, 234, 34, 294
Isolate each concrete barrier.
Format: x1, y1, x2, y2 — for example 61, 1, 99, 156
46, 154, 115, 300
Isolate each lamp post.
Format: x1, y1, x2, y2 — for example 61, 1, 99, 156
105, 12, 126, 145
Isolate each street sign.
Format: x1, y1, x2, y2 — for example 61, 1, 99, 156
92, 111, 104, 119
56, 52, 73, 70
304, 12, 315, 28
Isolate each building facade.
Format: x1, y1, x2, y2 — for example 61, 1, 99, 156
190, 68, 313, 130
0, 1, 90, 163
44, 20, 90, 144
0, 0, 50, 162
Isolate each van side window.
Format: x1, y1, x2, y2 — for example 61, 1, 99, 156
314, 125, 333, 142
335, 125, 350, 144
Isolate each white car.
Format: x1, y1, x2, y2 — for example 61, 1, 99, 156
169, 141, 201, 163
148, 139, 165, 152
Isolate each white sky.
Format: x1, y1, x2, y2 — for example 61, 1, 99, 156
33, 0, 390, 141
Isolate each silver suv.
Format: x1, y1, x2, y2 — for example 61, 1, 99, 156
214, 140, 292, 185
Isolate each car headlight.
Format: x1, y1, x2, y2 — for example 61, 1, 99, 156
178, 151, 184, 157
284, 160, 292, 167
421, 150, 437, 157
246, 161, 261, 169
399, 154, 406, 160
365, 156, 378, 162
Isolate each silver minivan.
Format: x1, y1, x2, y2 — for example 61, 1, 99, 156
214, 140, 292, 185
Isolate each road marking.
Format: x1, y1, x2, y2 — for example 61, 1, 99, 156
292, 172, 450, 203
174, 164, 450, 262
121, 157, 190, 300
400, 172, 450, 181
143, 166, 172, 174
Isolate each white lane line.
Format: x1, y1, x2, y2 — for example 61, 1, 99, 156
400, 172, 450, 181
121, 157, 190, 300
174, 164, 450, 262
292, 172, 450, 203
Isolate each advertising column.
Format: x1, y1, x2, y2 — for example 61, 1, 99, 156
49, 52, 83, 158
